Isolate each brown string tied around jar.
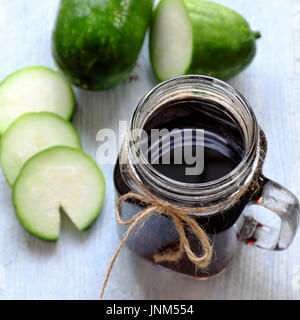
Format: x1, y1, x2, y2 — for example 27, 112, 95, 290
100, 152, 260, 300
100, 192, 213, 300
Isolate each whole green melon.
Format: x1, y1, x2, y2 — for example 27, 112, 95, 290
52, 0, 153, 90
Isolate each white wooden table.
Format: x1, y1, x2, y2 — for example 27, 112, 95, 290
0, 0, 299, 300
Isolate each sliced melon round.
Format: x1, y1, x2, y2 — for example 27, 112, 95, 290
0, 112, 81, 186
13, 147, 106, 241
0, 66, 75, 134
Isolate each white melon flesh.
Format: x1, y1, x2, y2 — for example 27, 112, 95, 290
0, 66, 75, 134
0, 112, 81, 186
13, 147, 106, 241
150, 0, 193, 81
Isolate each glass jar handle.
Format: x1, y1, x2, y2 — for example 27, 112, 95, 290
239, 177, 300, 250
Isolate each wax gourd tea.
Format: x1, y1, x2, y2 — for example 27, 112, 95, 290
113, 76, 300, 279
113, 77, 263, 278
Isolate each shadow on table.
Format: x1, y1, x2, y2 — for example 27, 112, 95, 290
125, 245, 272, 300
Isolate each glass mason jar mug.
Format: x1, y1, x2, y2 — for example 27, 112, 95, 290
113, 75, 300, 279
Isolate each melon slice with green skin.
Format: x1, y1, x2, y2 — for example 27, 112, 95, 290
0, 66, 75, 134
13, 147, 106, 241
0, 112, 81, 186
150, 0, 261, 82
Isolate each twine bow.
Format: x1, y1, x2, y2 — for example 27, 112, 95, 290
100, 168, 215, 300
115, 192, 213, 266
100, 191, 214, 299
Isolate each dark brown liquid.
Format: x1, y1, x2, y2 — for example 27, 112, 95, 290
114, 98, 264, 278
143, 99, 245, 183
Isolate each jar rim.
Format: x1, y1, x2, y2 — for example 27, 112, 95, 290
128, 75, 260, 204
